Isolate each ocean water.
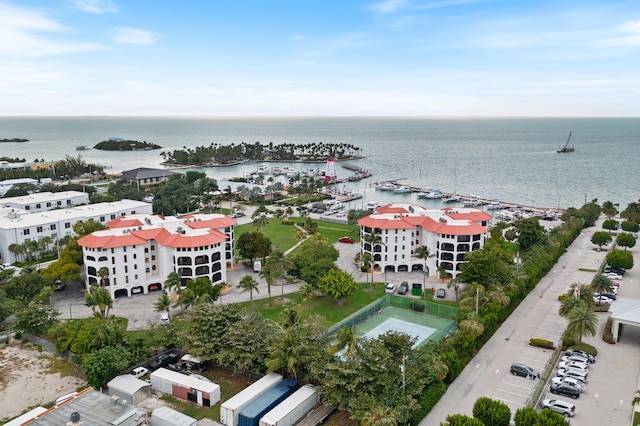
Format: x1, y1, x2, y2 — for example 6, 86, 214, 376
0, 116, 638, 210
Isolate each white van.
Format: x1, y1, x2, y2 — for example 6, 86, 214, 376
253, 260, 262, 272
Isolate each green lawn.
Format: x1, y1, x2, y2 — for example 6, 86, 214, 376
234, 217, 360, 258
240, 282, 387, 328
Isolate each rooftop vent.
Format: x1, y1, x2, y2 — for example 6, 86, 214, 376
70, 412, 80, 422
439, 217, 447, 223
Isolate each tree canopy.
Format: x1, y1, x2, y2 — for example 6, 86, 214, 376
237, 231, 272, 262
317, 269, 357, 306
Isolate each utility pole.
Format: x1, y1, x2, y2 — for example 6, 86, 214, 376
401, 355, 407, 392
476, 285, 479, 315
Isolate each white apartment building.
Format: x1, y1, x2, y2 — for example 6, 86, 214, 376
0, 199, 152, 263
358, 203, 492, 279
0, 191, 89, 213
77, 213, 237, 298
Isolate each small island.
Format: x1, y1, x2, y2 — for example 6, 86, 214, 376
0, 138, 29, 142
161, 141, 363, 166
94, 139, 162, 151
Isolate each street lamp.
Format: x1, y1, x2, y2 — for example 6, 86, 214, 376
401, 355, 408, 392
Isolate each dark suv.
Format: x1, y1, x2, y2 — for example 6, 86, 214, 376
550, 382, 580, 399
397, 281, 409, 295
151, 353, 179, 370
510, 363, 540, 379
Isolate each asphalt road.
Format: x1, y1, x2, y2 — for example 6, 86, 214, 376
422, 218, 640, 425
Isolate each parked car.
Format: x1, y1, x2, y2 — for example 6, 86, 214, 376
558, 360, 588, 371
604, 272, 623, 280
397, 282, 409, 295
593, 295, 613, 304
130, 366, 149, 379
339, 236, 356, 244
436, 288, 446, 298
551, 376, 586, 392
336, 211, 346, 217
159, 312, 170, 324
561, 354, 594, 365
542, 399, 576, 417
594, 292, 616, 301
385, 283, 398, 294
151, 353, 179, 369
564, 349, 595, 363
550, 382, 580, 399
0, 263, 16, 271
557, 368, 588, 381
604, 266, 625, 275
510, 363, 540, 379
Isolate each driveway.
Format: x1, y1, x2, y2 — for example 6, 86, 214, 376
421, 217, 640, 425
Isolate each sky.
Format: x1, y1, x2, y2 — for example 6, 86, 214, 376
0, 0, 638, 116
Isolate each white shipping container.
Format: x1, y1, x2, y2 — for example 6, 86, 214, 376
259, 385, 317, 426
220, 373, 283, 426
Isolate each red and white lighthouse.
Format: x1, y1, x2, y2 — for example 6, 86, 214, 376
325, 158, 337, 182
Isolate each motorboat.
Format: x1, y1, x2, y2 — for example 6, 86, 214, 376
366, 201, 380, 210
375, 182, 397, 191
424, 189, 443, 199
393, 186, 411, 193
486, 199, 503, 210
462, 195, 480, 207
442, 194, 461, 203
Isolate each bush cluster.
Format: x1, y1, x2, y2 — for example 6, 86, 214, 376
529, 338, 555, 350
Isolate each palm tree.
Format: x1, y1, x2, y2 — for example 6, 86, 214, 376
84, 285, 113, 319
363, 230, 384, 282
447, 277, 462, 301
164, 272, 182, 296
566, 305, 598, 344
590, 274, 614, 301
361, 407, 398, 426
154, 293, 171, 320
174, 288, 196, 311
568, 281, 593, 303
238, 275, 260, 306
414, 245, 434, 297
559, 296, 587, 318
362, 252, 373, 284
330, 326, 359, 358
459, 318, 485, 337
299, 283, 321, 315
97, 267, 109, 287
266, 332, 308, 381
265, 249, 294, 300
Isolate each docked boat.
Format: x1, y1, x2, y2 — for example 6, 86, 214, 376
393, 185, 411, 193
442, 194, 461, 203
256, 163, 269, 174
76, 145, 91, 151
375, 182, 397, 191
462, 195, 480, 207
424, 189, 443, 199
366, 201, 380, 210
486, 199, 503, 210
557, 131, 575, 153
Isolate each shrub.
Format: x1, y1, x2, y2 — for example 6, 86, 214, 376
360, 265, 369, 272
473, 397, 511, 426
558, 293, 569, 301
411, 382, 447, 423
567, 342, 598, 357
529, 338, 555, 350
561, 330, 577, 349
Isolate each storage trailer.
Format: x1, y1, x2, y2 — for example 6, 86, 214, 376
237, 378, 299, 426
258, 385, 317, 426
220, 373, 283, 426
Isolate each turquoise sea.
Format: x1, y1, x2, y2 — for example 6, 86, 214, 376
0, 116, 638, 210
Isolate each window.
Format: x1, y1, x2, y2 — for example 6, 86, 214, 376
124, 255, 127, 262
152, 265, 157, 271
65, 223, 71, 229
56, 201, 62, 206
66, 200, 71, 205
100, 216, 105, 222
37, 226, 43, 233
125, 276, 129, 284
125, 266, 129, 273
112, 267, 116, 274
151, 245, 155, 251
25, 205, 31, 210
24, 229, 30, 235
112, 257, 115, 264
135, 275, 138, 280
50, 224, 56, 230
133, 254, 137, 259
46, 202, 51, 207
134, 264, 137, 270
151, 255, 156, 261
111, 214, 116, 220
146, 268, 150, 273
36, 204, 41, 209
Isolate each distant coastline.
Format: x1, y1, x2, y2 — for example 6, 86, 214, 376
0, 138, 28, 143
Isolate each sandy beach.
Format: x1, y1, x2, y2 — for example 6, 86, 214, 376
0, 343, 86, 422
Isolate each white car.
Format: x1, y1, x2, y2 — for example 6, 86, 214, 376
551, 376, 586, 392
561, 354, 593, 365
336, 211, 346, 217
559, 360, 588, 371
385, 283, 398, 294
159, 312, 170, 324
604, 272, 622, 280
542, 399, 576, 417
593, 296, 612, 304
557, 368, 588, 381
130, 366, 148, 379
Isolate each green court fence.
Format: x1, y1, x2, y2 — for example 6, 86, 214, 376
327, 294, 458, 338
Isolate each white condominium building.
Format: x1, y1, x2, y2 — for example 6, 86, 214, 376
77, 213, 237, 299
0, 191, 89, 213
0, 199, 151, 263
357, 203, 492, 278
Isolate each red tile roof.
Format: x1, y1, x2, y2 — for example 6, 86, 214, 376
446, 211, 493, 222
107, 218, 144, 229
78, 233, 148, 248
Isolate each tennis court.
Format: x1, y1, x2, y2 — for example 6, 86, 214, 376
327, 295, 458, 348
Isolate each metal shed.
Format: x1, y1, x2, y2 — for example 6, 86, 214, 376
107, 374, 151, 404
152, 406, 197, 426
150, 368, 220, 407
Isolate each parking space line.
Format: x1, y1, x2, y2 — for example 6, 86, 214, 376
496, 388, 531, 398
493, 396, 526, 407
502, 381, 536, 391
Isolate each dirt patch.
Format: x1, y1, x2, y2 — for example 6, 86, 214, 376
0, 342, 86, 423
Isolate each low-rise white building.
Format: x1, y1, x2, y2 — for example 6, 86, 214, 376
0, 199, 151, 263
0, 191, 89, 213
77, 213, 236, 298
358, 203, 492, 279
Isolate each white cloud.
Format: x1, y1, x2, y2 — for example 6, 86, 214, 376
70, 0, 119, 14
0, 3, 103, 58
598, 19, 640, 46
112, 27, 159, 45
370, 0, 409, 14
